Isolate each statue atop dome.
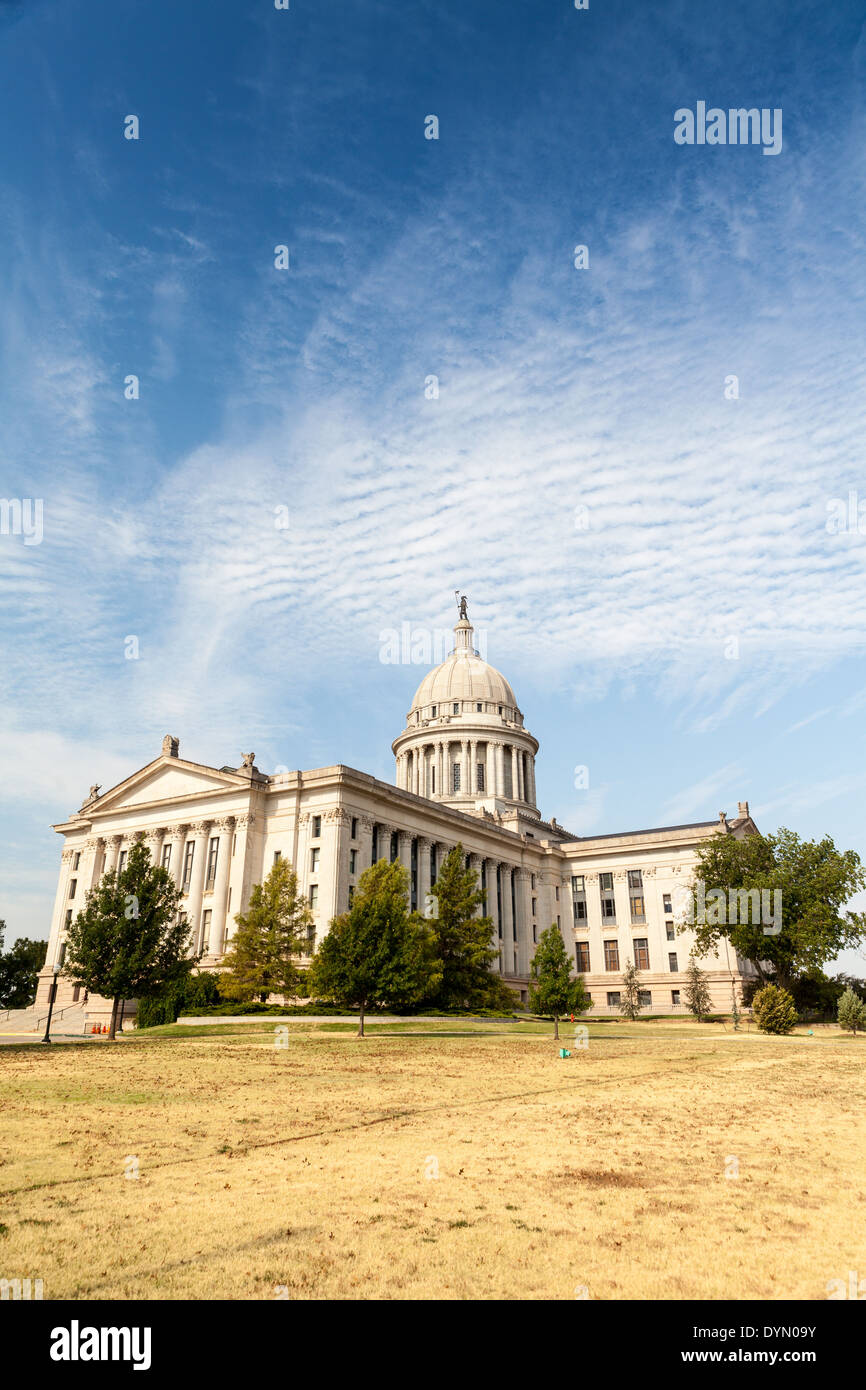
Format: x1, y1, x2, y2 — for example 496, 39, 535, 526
455, 591, 469, 621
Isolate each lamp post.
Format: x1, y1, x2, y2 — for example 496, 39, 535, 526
40, 963, 61, 1045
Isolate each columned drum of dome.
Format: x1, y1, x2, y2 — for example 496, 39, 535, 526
391, 603, 540, 817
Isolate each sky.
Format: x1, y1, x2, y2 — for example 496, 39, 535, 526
0, 0, 864, 973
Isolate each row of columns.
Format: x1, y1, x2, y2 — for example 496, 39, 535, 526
397, 740, 536, 803
365, 823, 532, 976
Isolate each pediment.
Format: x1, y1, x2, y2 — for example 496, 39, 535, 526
77, 757, 251, 818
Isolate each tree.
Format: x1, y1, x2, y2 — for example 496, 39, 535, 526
426, 845, 514, 1010
685, 827, 866, 990
684, 959, 712, 1022
63, 840, 194, 1039
308, 860, 439, 1036
219, 858, 313, 1003
837, 987, 866, 1036
730, 983, 741, 1032
0, 937, 48, 1009
752, 984, 797, 1035
528, 925, 589, 1039
620, 959, 642, 1021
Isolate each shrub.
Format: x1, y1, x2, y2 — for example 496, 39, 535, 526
837, 987, 866, 1036
136, 971, 222, 1028
751, 984, 797, 1035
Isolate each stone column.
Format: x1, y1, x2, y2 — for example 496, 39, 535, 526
500, 864, 514, 965
106, 835, 122, 874
527, 758, 536, 807
144, 827, 166, 873
225, 813, 254, 945
417, 836, 432, 916
469, 740, 477, 794
438, 742, 445, 797
515, 869, 532, 974
84, 837, 105, 892
207, 817, 235, 957
169, 825, 189, 890
511, 746, 519, 802
495, 743, 505, 796
469, 854, 483, 916
185, 820, 211, 953
485, 858, 501, 960
397, 830, 412, 876
358, 815, 373, 874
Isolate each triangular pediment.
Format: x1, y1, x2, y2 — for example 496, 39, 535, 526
73, 756, 253, 819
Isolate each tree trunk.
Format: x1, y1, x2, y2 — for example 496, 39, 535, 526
553, 1013, 559, 1040
357, 1001, 365, 1039
108, 995, 120, 1041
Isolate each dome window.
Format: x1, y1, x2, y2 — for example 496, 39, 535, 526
498, 705, 503, 715
453, 702, 460, 714
476, 702, 482, 711
431, 705, 437, 716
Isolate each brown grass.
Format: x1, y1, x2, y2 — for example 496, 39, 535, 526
0, 1019, 863, 1300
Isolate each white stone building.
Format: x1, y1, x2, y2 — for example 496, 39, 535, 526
36, 605, 757, 1020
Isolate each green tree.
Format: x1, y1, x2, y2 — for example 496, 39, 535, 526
620, 959, 642, 1021
63, 840, 194, 1039
684, 959, 712, 1022
308, 860, 439, 1036
528, 925, 589, 1039
427, 845, 513, 1010
219, 858, 313, 1003
752, 983, 797, 1035
686, 828, 865, 990
837, 986, 866, 1036
0, 937, 48, 1008
730, 983, 741, 1032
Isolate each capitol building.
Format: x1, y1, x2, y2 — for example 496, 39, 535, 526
36, 603, 756, 1020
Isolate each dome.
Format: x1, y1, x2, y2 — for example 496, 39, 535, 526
410, 650, 517, 713
408, 614, 519, 717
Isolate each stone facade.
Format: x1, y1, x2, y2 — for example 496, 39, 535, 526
36, 608, 757, 1021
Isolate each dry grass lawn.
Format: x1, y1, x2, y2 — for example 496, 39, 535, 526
1, 1018, 864, 1300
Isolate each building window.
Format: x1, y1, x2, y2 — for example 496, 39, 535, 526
574, 900, 587, 921
118, 850, 127, 872
601, 897, 616, 920
348, 885, 355, 906
206, 837, 219, 888
607, 991, 621, 1007
603, 940, 620, 971
183, 842, 195, 892
531, 897, 537, 916
572, 875, 584, 892
663, 893, 672, 913
666, 920, 675, 941
634, 938, 650, 970
312, 816, 321, 838
68, 879, 77, 899
452, 763, 461, 793
575, 941, 590, 972
555, 886, 560, 901
532, 923, 537, 943
73, 851, 80, 870
58, 942, 67, 966
668, 953, 678, 973
349, 849, 357, 874
498, 705, 503, 715
309, 884, 318, 909
351, 817, 358, 839
531, 874, 536, 889
200, 909, 212, 952
453, 702, 459, 715
476, 702, 482, 712
629, 893, 645, 922
671, 989, 681, 1006
628, 869, 643, 890
599, 872, 616, 921
162, 844, 172, 869
273, 850, 282, 865
600, 872, 613, 891
477, 763, 485, 791
64, 909, 72, 927
431, 705, 437, 716
311, 847, 320, 871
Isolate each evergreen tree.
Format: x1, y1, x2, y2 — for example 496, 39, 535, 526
427, 844, 513, 1010
219, 858, 313, 1003
620, 958, 642, 1020
308, 860, 439, 1036
752, 983, 797, 1035
837, 986, 866, 1036
684, 959, 712, 1022
528, 925, 590, 1039
730, 983, 741, 1032
63, 840, 193, 1038
0, 937, 48, 1008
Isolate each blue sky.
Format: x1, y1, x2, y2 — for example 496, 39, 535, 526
1, 0, 864, 973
